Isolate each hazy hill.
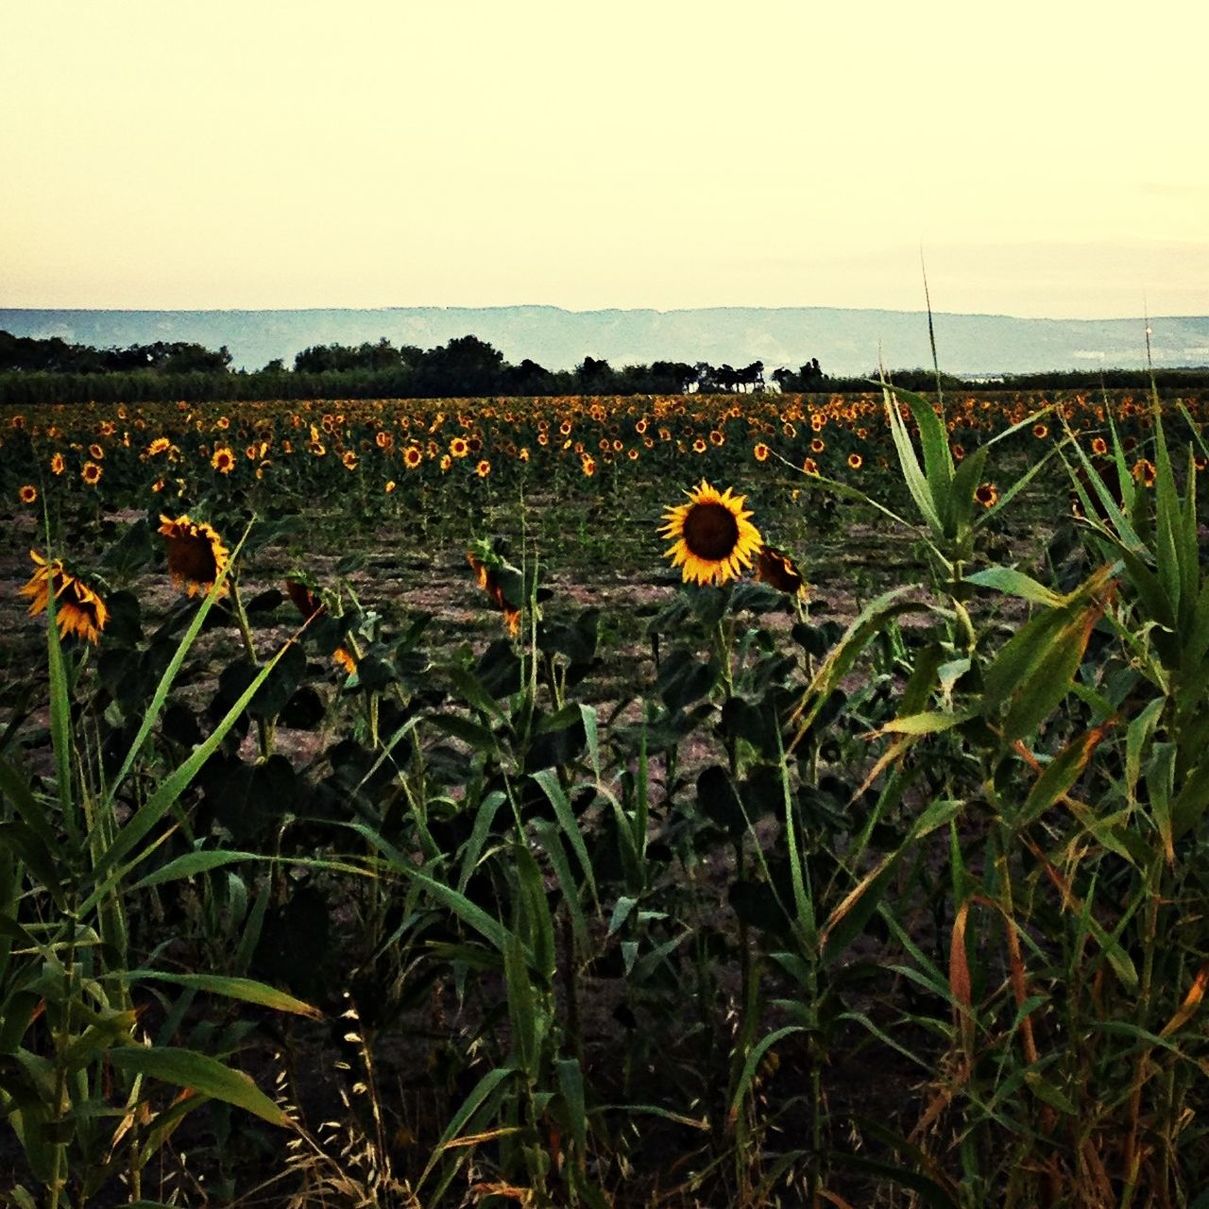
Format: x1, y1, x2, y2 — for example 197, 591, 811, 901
3, 306, 1208, 376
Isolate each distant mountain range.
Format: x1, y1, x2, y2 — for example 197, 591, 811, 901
3, 306, 1209, 376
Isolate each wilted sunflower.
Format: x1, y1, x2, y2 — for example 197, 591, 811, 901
755, 545, 808, 600
20, 550, 108, 644
158, 514, 230, 598
660, 481, 763, 587
1131, 458, 1157, 488
466, 544, 522, 638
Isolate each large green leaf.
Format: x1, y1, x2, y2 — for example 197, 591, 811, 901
109, 1047, 289, 1127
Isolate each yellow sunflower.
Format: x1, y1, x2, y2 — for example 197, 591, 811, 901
20, 550, 108, 644
81, 461, 103, 486
158, 514, 230, 598
50, 452, 66, 476
974, 482, 999, 508
211, 445, 236, 474
18, 484, 38, 505
660, 481, 763, 587
403, 445, 423, 470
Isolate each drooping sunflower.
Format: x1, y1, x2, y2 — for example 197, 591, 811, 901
1131, 458, 1157, 488
20, 551, 108, 644
466, 543, 522, 638
158, 514, 230, 598
755, 545, 808, 600
660, 481, 763, 588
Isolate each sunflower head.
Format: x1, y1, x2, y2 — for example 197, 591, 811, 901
466, 540, 523, 638
755, 545, 808, 600
18, 484, 38, 505
974, 482, 999, 509
20, 550, 108, 644
159, 514, 230, 598
660, 480, 763, 588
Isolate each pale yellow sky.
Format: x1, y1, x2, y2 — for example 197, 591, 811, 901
3, 0, 1207, 317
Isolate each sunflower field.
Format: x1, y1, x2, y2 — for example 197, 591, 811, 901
1, 385, 1209, 1207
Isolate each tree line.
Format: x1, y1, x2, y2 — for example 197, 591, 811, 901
3, 329, 1208, 406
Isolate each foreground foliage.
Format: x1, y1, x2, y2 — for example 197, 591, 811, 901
0, 387, 1207, 1206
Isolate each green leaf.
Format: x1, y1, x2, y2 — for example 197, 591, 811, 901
109, 1047, 289, 1127
122, 971, 322, 1019
964, 567, 1063, 608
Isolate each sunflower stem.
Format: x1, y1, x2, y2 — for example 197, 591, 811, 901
230, 579, 273, 760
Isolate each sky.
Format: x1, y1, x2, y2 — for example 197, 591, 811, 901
3, 0, 1207, 318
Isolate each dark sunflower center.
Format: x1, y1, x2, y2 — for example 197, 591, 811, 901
168, 533, 219, 584
683, 502, 740, 561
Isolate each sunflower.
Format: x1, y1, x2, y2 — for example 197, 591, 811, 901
385, 479, 397, 493
581, 456, 597, 477
158, 514, 230, 598
802, 457, 820, 476
466, 545, 522, 638
692, 437, 708, 455
1131, 458, 1156, 488
475, 459, 491, 478
81, 461, 103, 486
1033, 423, 1049, 439
753, 443, 770, 463
211, 445, 236, 474
660, 481, 763, 587
341, 450, 359, 471
974, 482, 999, 508
403, 445, 423, 470
18, 484, 38, 505
89, 443, 105, 460
1091, 437, 1109, 457
847, 453, 863, 471
20, 551, 108, 644
147, 436, 171, 456
449, 436, 470, 459
755, 545, 808, 599
50, 452, 66, 476
810, 437, 826, 454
